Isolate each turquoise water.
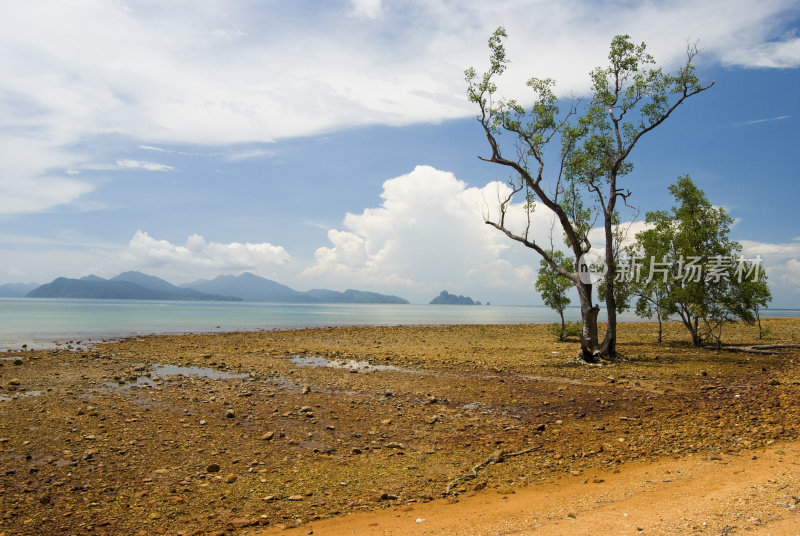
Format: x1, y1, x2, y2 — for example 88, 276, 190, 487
1, 298, 798, 350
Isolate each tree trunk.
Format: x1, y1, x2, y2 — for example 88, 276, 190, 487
656, 312, 663, 344
558, 310, 566, 342
576, 282, 600, 361
756, 307, 763, 339
600, 266, 617, 358
692, 317, 702, 347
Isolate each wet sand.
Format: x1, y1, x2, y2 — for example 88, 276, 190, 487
1, 319, 799, 535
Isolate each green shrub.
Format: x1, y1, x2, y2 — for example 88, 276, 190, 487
547, 322, 581, 341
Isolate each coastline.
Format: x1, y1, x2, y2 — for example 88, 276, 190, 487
3, 297, 800, 351
1, 320, 799, 535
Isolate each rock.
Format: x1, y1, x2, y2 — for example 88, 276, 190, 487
153, 468, 169, 475
301, 385, 311, 394
287, 495, 303, 501
8, 378, 21, 386
381, 419, 392, 425
534, 423, 546, 432
206, 463, 221, 473
261, 431, 275, 441
225, 409, 235, 419
225, 473, 237, 483
228, 518, 252, 528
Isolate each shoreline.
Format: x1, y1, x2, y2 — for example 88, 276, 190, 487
1, 320, 799, 535
5, 297, 800, 352
4, 313, 800, 353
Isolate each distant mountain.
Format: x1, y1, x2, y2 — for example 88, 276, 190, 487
0, 282, 39, 298
185, 272, 409, 304
186, 272, 303, 302
111, 271, 235, 300
429, 290, 479, 305
27, 273, 240, 301
303, 288, 409, 304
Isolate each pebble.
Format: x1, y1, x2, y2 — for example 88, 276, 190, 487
261, 431, 275, 441
225, 473, 237, 483
206, 463, 221, 473
225, 409, 235, 419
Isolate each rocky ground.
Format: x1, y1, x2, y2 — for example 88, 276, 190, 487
1, 319, 799, 535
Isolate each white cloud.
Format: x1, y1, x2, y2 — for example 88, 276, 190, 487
722, 35, 800, 68
351, 0, 383, 19
224, 149, 275, 161
301, 165, 561, 302
1, 0, 798, 213
122, 230, 290, 276
115, 159, 173, 171
739, 238, 800, 298
735, 115, 791, 126
0, 136, 94, 214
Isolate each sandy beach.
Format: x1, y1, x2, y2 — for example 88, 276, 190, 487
1, 319, 799, 535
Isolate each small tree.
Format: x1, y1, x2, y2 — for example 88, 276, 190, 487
627, 176, 772, 346
535, 251, 573, 340
622, 220, 674, 344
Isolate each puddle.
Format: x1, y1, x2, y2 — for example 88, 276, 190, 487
291, 355, 406, 373
0, 390, 44, 402
150, 364, 248, 380
106, 364, 248, 390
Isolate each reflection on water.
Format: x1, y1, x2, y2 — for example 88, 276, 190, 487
106, 363, 248, 390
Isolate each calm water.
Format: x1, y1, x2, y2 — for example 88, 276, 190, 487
1, 298, 798, 350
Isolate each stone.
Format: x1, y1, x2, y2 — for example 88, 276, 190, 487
261, 431, 275, 441
225, 473, 237, 483
225, 409, 235, 419
8, 378, 21, 386
228, 518, 252, 528
287, 495, 303, 501
301, 385, 311, 394
206, 463, 221, 473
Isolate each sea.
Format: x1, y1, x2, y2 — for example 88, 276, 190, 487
1, 298, 799, 350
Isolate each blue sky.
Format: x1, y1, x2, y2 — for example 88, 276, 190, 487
1, 0, 799, 306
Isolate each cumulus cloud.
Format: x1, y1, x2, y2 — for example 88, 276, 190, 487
740, 238, 800, 297
301, 165, 563, 302
123, 230, 290, 275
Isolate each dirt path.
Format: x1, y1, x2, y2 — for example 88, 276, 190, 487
261, 440, 800, 536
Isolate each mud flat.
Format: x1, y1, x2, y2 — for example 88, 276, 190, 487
1, 319, 799, 535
